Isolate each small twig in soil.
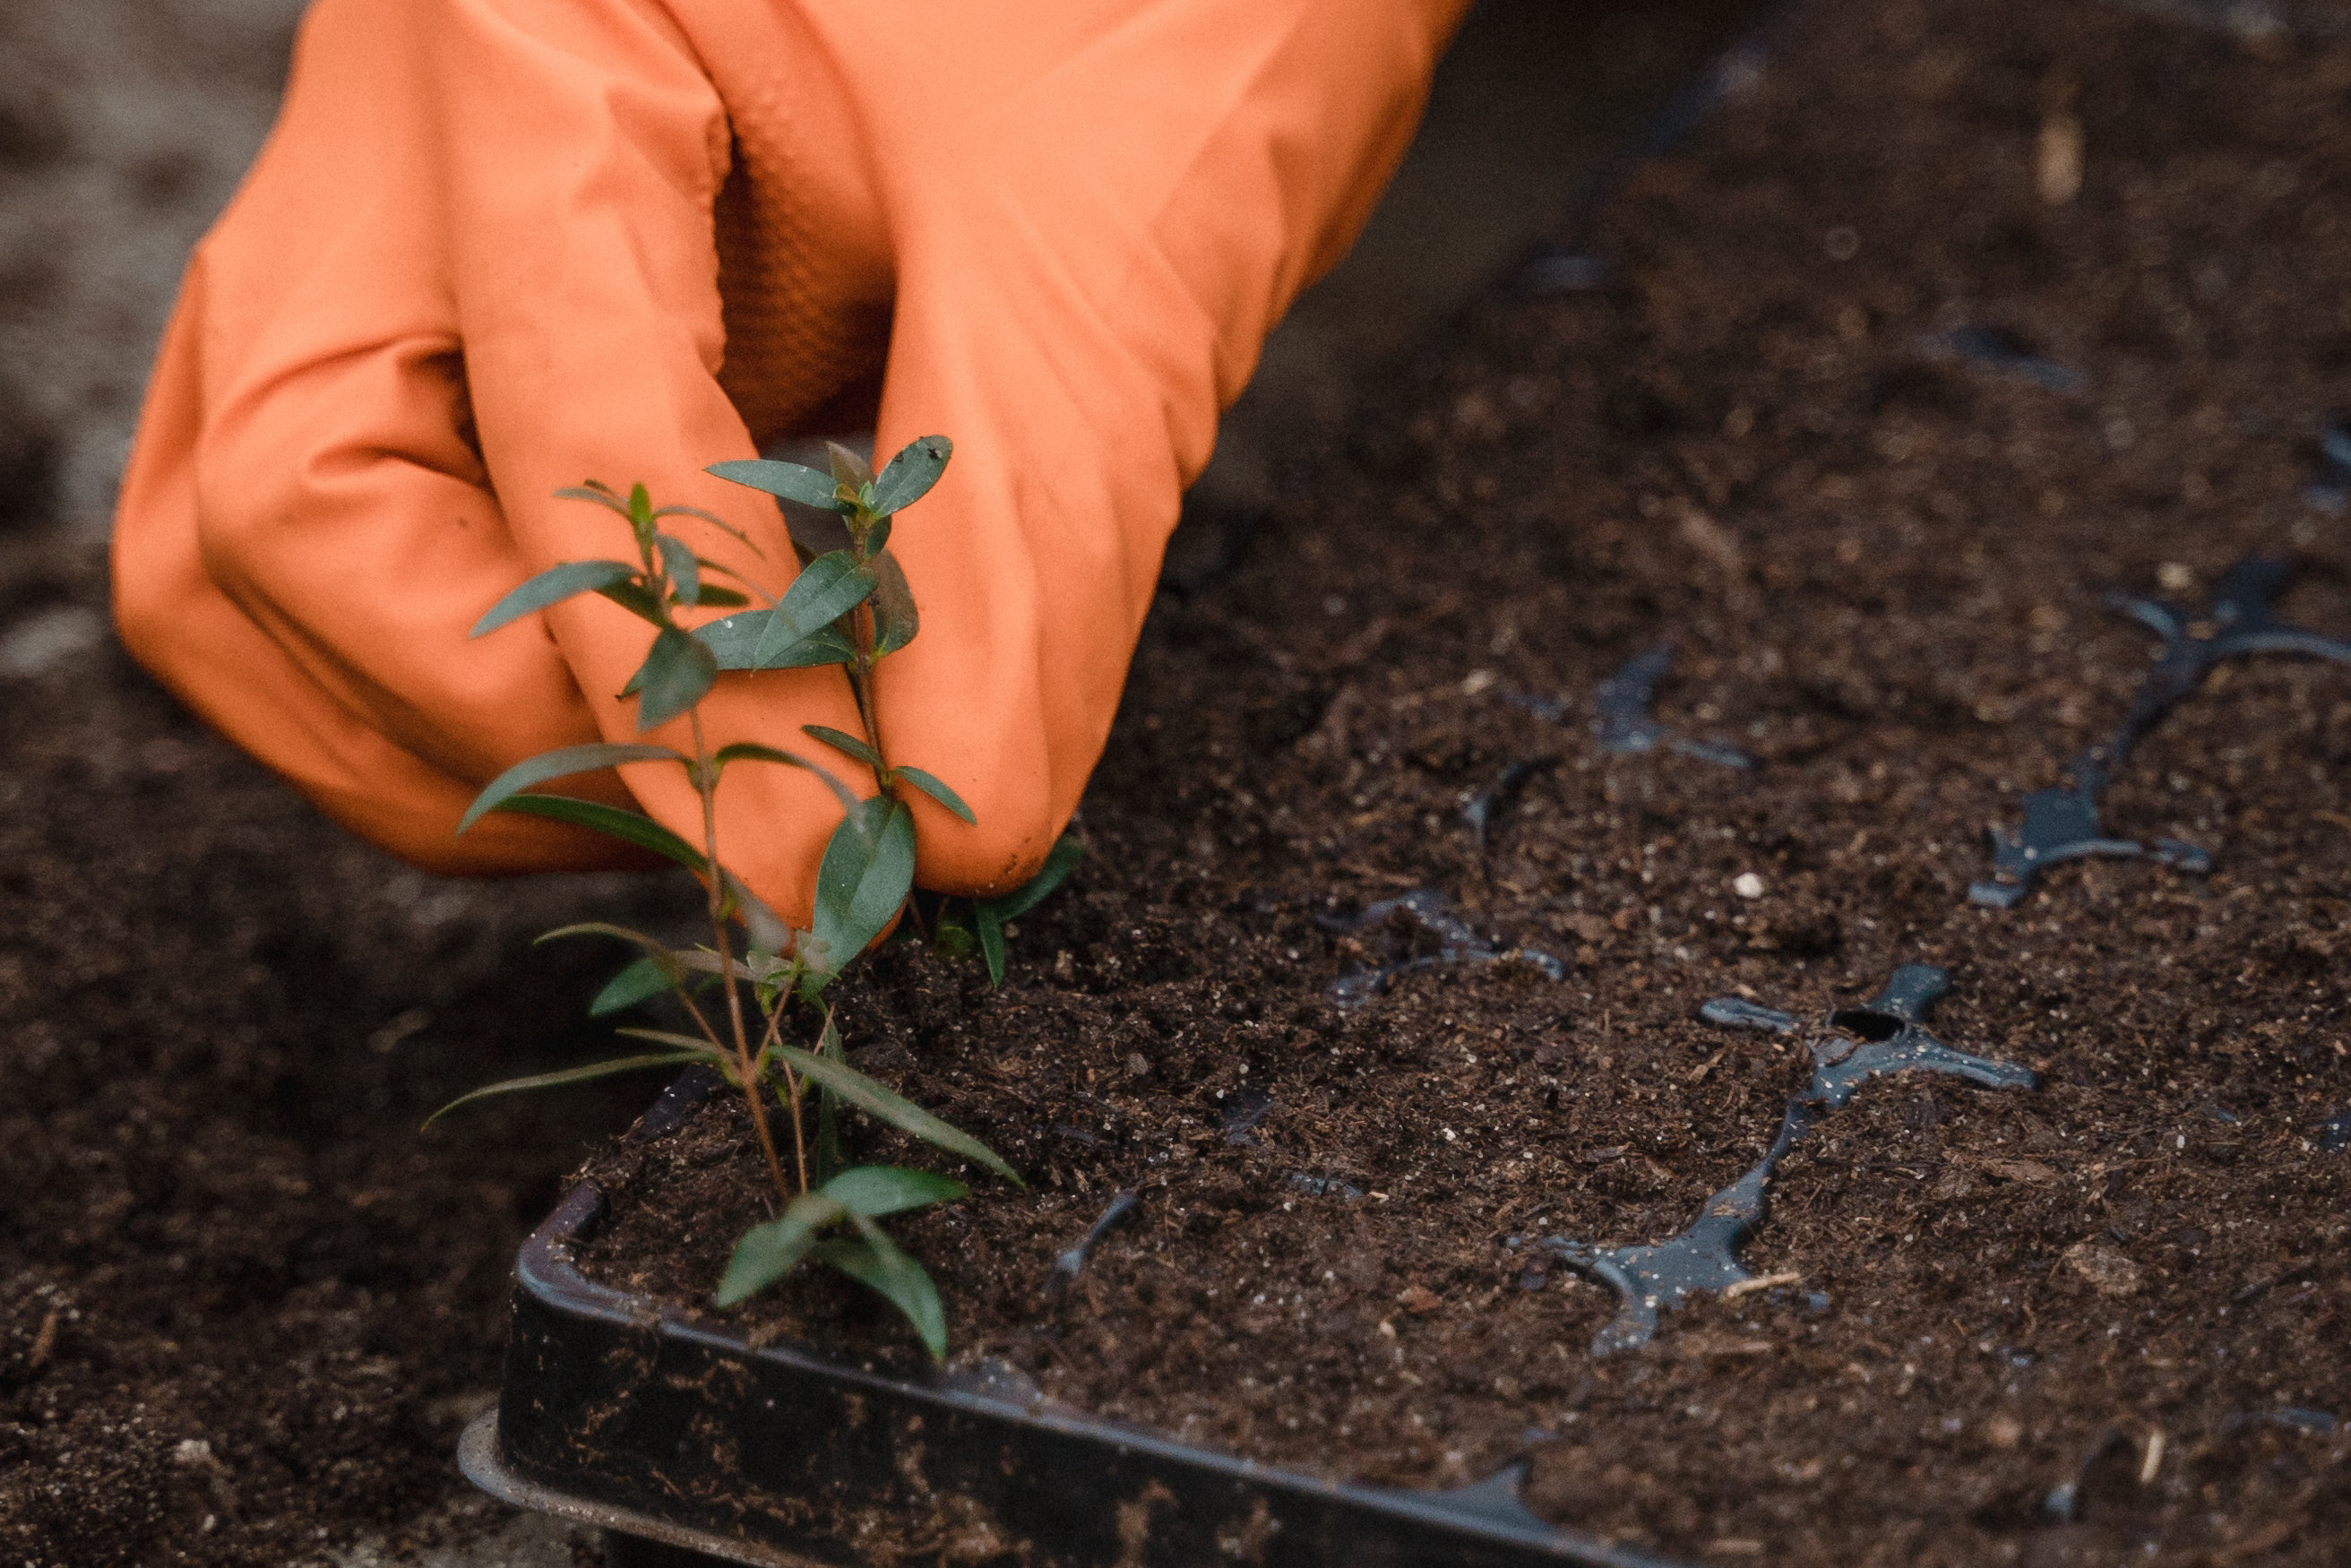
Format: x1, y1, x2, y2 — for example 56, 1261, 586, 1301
1972, 556, 2351, 908
1721, 1271, 1804, 1300
1542, 964, 2037, 1356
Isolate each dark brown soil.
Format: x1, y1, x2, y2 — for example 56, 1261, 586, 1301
0, 4, 1767, 1562
0, 537, 690, 1564
579, 0, 2351, 1562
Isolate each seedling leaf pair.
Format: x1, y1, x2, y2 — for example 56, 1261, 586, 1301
773, 1043, 1025, 1189
716, 1164, 965, 1357
457, 744, 691, 835
708, 435, 951, 522
803, 726, 975, 824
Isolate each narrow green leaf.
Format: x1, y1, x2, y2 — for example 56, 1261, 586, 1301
977, 834, 1085, 925
763, 551, 877, 664
811, 1013, 847, 1187
720, 872, 798, 959
595, 578, 668, 626
617, 1026, 728, 1054
816, 1222, 947, 1361
707, 458, 853, 513
626, 482, 656, 530
891, 766, 975, 825
867, 548, 919, 658
966, 833, 1079, 985
536, 922, 695, 961
589, 955, 677, 1017
812, 1090, 845, 1187
492, 796, 707, 872
470, 561, 639, 638
869, 435, 952, 518
670, 949, 756, 983
653, 533, 702, 608
825, 441, 876, 494
975, 903, 1006, 987
694, 551, 874, 672
458, 743, 690, 834
714, 1191, 846, 1306
656, 506, 764, 558
802, 724, 881, 769
633, 627, 719, 731
771, 497, 855, 566
693, 584, 751, 608
711, 744, 860, 815
806, 798, 915, 981
422, 1051, 715, 1129
932, 905, 977, 961
694, 614, 855, 671
773, 1044, 1024, 1189
693, 556, 762, 585
822, 1164, 967, 1217
554, 485, 635, 522
710, 740, 809, 769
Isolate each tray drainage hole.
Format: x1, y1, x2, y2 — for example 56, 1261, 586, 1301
1827, 1008, 1904, 1042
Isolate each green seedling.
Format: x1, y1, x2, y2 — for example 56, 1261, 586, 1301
926, 834, 1086, 985
431, 440, 1074, 1359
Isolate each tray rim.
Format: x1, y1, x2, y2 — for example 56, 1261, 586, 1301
487, 1073, 1692, 1568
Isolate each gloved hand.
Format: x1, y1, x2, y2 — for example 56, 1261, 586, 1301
113, 0, 1469, 922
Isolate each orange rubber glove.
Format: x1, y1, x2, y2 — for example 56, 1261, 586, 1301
113, 0, 1469, 921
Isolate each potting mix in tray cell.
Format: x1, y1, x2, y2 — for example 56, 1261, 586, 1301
563, 0, 2351, 1563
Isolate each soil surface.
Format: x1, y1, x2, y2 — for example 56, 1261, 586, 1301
0, 530, 691, 1566
0, 10, 690, 1562
0, 4, 1764, 1564
581, 0, 2351, 1563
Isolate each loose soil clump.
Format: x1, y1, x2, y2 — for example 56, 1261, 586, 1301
580, 0, 2351, 1562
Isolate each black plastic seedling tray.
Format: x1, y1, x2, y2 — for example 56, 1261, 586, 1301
461, 1075, 1689, 1568
455, 18, 1808, 1563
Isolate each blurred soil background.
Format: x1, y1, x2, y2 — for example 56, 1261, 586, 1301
0, 1, 1763, 1563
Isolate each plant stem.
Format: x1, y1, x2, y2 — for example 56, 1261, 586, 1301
845, 612, 893, 796
754, 994, 810, 1184
841, 530, 896, 796
690, 710, 803, 1199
